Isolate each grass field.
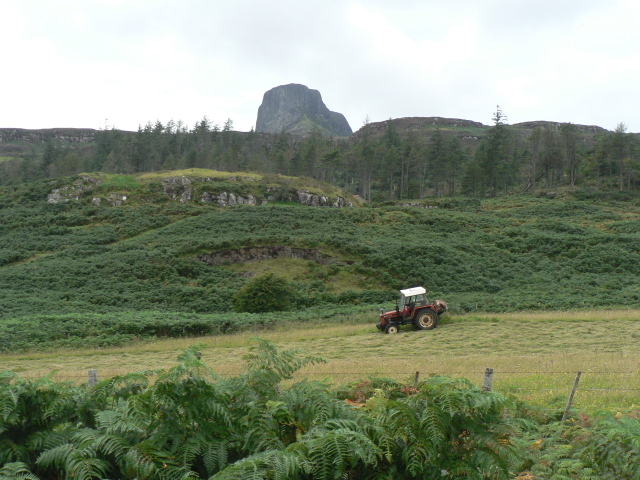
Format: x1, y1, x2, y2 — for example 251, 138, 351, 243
3, 309, 639, 414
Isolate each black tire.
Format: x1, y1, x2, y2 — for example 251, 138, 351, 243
385, 324, 399, 334
414, 309, 438, 330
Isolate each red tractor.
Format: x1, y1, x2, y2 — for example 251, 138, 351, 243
376, 287, 448, 334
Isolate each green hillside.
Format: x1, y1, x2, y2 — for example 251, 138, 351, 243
0, 170, 638, 351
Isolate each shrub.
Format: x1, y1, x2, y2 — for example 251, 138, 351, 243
233, 273, 293, 313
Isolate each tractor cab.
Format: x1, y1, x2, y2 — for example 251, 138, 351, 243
377, 286, 447, 334
397, 286, 428, 315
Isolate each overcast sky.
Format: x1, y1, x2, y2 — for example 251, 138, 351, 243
2, 0, 639, 133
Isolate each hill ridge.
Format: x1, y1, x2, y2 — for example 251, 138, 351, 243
0, 116, 617, 145
40, 169, 359, 208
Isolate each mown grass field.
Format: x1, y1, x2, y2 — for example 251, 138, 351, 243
4, 309, 639, 414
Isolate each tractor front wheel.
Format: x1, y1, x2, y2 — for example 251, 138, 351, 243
414, 309, 438, 330
385, 324, 399, 334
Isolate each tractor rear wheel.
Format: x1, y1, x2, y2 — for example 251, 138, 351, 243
385, 324, 399, 334
414, 309, 438, 330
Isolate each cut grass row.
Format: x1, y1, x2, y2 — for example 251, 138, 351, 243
2, 309, 639, 413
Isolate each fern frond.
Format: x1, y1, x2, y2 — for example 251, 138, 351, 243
280, 380, 354, 434
322, 418, 362, 432
122, 447, 158, 479
401, 441, 431, 477
243, 338, 326, 381
156, 464, 200, 480
35, 442, 76, 469
210, 449, 308, 480
303, 428, 380, 480
0, 461, 39, 480
174, 434, 206, 467
65, 457, 110, 480
431, 388, 465, 417
120, 443, 196, 480
26, 428, 75, 453
156, 345, 218, 385
202, 440, 229, 476
95, 399, 147, 435
41, 389, 81, 422
89, 370, 155, 407
243, 407, 286, 453
0, 387, 19, 422
36, 441, 109, 480
92, 432, 131, 458
384, 403, 419, 444
418, 405, 447, 449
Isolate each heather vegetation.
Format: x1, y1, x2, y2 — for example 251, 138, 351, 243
0, 170, 638, 352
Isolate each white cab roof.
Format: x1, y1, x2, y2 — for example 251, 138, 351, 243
400, 287, 426, 296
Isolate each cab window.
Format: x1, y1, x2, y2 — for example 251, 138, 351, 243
405, 295, 417, 308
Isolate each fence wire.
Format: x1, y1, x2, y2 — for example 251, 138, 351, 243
6, 368, 639, 387
5, 368, 637, 413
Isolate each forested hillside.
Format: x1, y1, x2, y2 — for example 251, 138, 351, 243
1, 109, 639, 202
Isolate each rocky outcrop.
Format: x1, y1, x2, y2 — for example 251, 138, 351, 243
48, 174, 130, 206
201, 191, 258, 207
47, 175, 104, 203
296, 190, 350, 207
511, 120, 607, 134
160, 176, 351, 208
0, 128, 98, 144
163, 176, 258, 206
91, 194, 128, 206
256, 84, 352, 137
47, 174, 354, 208
163, 176, 195, 203
351, 117, 487, 141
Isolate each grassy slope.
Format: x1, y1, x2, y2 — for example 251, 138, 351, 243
1, 172, 639, 411
0, 172, 639, 346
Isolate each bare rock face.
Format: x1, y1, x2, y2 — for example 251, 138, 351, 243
47, 174, 353, 208
47, 175, 103, 203
255, 84, 352, 137
163, 176, 194, 203
201, 191, 258, 207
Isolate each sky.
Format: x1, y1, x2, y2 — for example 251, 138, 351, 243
2, 0, 639, 133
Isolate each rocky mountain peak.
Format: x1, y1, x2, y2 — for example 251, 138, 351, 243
255, 83, 352, 137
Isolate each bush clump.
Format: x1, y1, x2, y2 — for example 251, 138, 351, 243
233, 273, 293, 313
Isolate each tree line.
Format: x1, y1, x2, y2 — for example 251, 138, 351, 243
2, 109, 639, 200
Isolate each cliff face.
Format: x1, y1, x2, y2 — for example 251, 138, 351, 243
0, 128, 99, 156
255, 84, 352, 137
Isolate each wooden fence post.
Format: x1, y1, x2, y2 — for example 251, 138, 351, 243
483, 368, 494, 392
88, 369, 98, 387
414, 371, 420, 388
562, 371, 582, 422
